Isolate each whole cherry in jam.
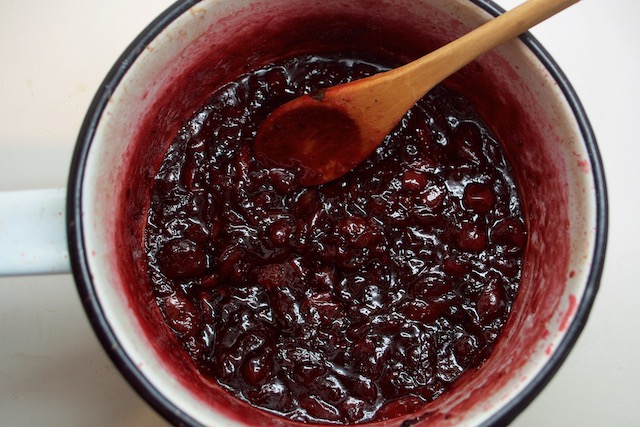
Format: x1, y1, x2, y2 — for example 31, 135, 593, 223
144, 52, 526, 424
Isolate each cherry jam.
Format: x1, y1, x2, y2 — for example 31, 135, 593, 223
144, 53, 526, 424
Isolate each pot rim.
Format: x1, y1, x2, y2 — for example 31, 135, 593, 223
67, 1, 608, 426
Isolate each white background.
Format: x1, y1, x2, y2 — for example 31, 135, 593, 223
0, 0, 637, 425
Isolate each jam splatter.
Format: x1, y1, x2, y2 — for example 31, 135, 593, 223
559, 294, 578, 332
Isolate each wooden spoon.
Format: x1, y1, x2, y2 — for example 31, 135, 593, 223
254, 0, 579, 186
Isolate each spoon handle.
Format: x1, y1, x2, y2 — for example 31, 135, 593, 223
398, 0, 581, 95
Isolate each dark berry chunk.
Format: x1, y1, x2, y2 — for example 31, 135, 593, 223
257, 263, 288, 290
159, 292, 200, 337
344, 376, 378, 403
268, 220, 292, 247
270, 287, 304, 327
401, 169, 427, 192
340, 397, 366, 423
199, 272, 219, 289
400, 298, 448, 323
337, 216, 368, 242
337, 216, 380, 248
217, 246, 249, 283
458, 221, 488, 252
315, 374, 347, 403
453, 334, 478, 367
314, 268, 336, 290
450, 122, 484, 164
299, 395, 342, 422
293, 361, 326, 384
491, 218, 527, 250
476, 279, 507, 322
443, 256, 470, 277
269, 168, 297, 193
246, 381, 292, 413
242, 351, 274, 386
156, 239, 208, 280
301, 292, 345, 327
416, 182, 446, 211
463, 182, 496, 213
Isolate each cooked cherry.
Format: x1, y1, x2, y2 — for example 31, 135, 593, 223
293, 361, 327, 384
401, 169, 427, 192
242, 351, 274, 386
476, 279, 508, 322
458, 221, 488, 252
299, 395, 342, 422
400, 298, 448, 323
156, 238, 208, 280
268, 220, 292, 247
257, 263, 288, 290
158, 292, 200, 337
463, 182, 496, 213
491, 217, 527, 250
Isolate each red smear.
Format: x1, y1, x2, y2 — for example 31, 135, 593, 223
559, 294, 578, 332
578, 159, 590, 173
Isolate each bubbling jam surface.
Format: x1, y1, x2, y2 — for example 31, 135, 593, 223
145, 53, 526, 424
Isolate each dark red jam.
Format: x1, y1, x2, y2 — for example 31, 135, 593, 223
144, 53, 526, 424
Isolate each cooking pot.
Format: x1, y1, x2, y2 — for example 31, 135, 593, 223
0, 0, 607, 426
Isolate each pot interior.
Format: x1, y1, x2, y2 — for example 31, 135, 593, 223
75, 0, 602, 425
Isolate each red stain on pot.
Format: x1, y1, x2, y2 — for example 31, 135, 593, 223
559, 294, 578, 332
110, 0, 573, 425
545, 344, 552, 356
578, 158, 591, 173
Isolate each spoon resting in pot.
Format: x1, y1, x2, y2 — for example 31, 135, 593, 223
254, 0, 579, 186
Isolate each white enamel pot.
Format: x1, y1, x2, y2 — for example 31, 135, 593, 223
0, 0, 607, 426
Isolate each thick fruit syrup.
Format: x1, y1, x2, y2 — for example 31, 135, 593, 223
144, 53, 526, 424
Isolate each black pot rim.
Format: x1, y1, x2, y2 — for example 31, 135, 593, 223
67, 1, 608, 426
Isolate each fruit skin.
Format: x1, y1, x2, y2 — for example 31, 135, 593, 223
144, 53, 525, 424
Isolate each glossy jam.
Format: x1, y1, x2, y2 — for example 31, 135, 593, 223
144, 53, 526, 424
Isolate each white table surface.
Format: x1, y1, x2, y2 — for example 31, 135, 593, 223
0, 0, 637, 425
